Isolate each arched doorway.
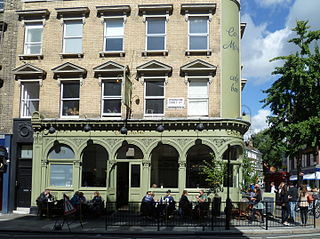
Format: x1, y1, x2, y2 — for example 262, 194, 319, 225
151, 144, 179, 188
186, 144, 214, 188
115, 143, 143, 207
81, 144, 108, 187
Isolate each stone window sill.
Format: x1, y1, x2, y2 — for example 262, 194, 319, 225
59, 53, 84, 59
142, 50, 168, 56
99, 51, 125, 57
185, 49, 212, 56
19, 54, 43, 60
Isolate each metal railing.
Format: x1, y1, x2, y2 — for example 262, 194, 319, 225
105, 200, 317, 231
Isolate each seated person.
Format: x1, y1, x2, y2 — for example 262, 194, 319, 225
194, 190, 209, 218
90, 191, 104, 216
70, 191, 80, 207
179, 190, 192, 217
162, 190, 175, 217
141, 191, 156, 218
37, 189, 54, 203
37, 189, 54, 217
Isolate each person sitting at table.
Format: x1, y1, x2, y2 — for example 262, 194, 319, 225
90, 191, 104, 216
36, 189, 54, 217
194, 190, 209, 218
140, 191, 156, 218
159, 190, 176, 218
179, 190, 192, 218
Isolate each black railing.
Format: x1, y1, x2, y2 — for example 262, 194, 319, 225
105, 200, 318, 231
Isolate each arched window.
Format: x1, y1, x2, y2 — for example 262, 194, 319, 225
47, 143, 74, 187
116, 144, 144, 159
81, 144, 108, 187
151, 144, 179, 188
186, 144, 213, 188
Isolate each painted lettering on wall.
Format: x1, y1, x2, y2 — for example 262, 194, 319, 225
223, 27, 239, 52
229, 75, 239, 93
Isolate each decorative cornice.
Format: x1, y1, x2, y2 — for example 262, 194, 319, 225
31, 112, 250, 135
16, 9, 50, 21
96, 5, 131, 17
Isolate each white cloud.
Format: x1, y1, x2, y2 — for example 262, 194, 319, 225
241, 0, 320, 85
251, 109, 271, 133
255, 0, 293, 8
241, 14, 291, 84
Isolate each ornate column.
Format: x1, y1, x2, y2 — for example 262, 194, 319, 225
142, 160, 151, 191
178, 160, 187, 191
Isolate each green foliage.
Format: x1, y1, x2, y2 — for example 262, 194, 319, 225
201, 156, 226, 194
241, 153, 259, 190
262, 21, 320, 157
251, 130, 285, 169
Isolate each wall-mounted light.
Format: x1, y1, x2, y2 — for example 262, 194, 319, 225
83, 124, 91, 132
48, 126, 56, 134
120, 126, 128, 135
196, 123, 205, 131
156, 125, 165, 132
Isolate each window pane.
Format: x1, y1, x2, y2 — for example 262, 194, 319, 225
147, 18, 165, 34
48, 145, 75, 159
146, 99, 164, 114
82, 144, 107, 187
62, 82, 79, 98
26, 27, 43, 42
189, 100, 208, 116
189, 17, 208, 34
146, 81, 164, 96
189, 80, 208, 98
131, 165, 141, 187
104, 81, 121, 96
106, 19, 124, 36
50, 164, 73, 187
147, 36, 165, 50
106, 38, 123, 51
190, 36, 208, 50
20, 145, 33, 159
62, 100, 79, 116
103, 99, 121, 114
23, 100, 39, 117
64, 38, 82, 53
23, 82, 39, 99
65, 21, 82, 37
26, 44, 41, 55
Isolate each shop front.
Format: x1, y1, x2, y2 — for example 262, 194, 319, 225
31, 112, 249, 207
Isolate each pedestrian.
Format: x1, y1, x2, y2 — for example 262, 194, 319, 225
270, 182, 277, 193
249, 187, 264, 223
298, 185, 309, 226
279, 182, 289, 225
288, 183, 298, 223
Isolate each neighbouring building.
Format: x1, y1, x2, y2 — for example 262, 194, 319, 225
11, 0, 249, 211
0, 0, 21, 213
245, 143, 263, 185
288, 148, 320, 188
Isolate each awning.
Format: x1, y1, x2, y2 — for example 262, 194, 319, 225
290, 175, 297, 181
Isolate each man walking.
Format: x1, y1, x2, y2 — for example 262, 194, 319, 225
288, 183, 298, 223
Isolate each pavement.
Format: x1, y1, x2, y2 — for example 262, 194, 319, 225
0, 213, 319, 237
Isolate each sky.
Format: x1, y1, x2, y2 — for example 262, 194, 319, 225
240, 0, 320, 135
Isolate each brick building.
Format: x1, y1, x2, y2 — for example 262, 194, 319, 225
10, 0, 248, 211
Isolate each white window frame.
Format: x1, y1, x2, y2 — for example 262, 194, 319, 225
145, 16, 167, 52
24, 22, 43, 55
60, 80, 80, 118
103, 16, 124, 53
187, 77, 209, 117
63, 19, 83, 54
20, 80, 40, 118
187, 14, 210, 51
144, 77, 165, 117
101, 77, 123, 117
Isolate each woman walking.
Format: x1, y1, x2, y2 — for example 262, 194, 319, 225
299, 185, 309, 226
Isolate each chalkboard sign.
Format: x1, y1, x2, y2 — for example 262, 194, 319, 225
263, 196, 275, 216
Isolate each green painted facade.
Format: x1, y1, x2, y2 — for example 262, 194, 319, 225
31, 113, 249, 206
221, 0, 241, 118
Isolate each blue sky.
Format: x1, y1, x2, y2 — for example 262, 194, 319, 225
240, 0, 320, 134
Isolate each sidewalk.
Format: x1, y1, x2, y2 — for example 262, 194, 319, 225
0, 213, 319, 236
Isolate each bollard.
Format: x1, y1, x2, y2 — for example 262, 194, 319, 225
314, 200, 316, 228
265, 202, 268, 230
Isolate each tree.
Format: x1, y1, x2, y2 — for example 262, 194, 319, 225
262, 21, 320, 186
201, 155, 226, 195
241, 153, 259, 190
251, 130, 284, 170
